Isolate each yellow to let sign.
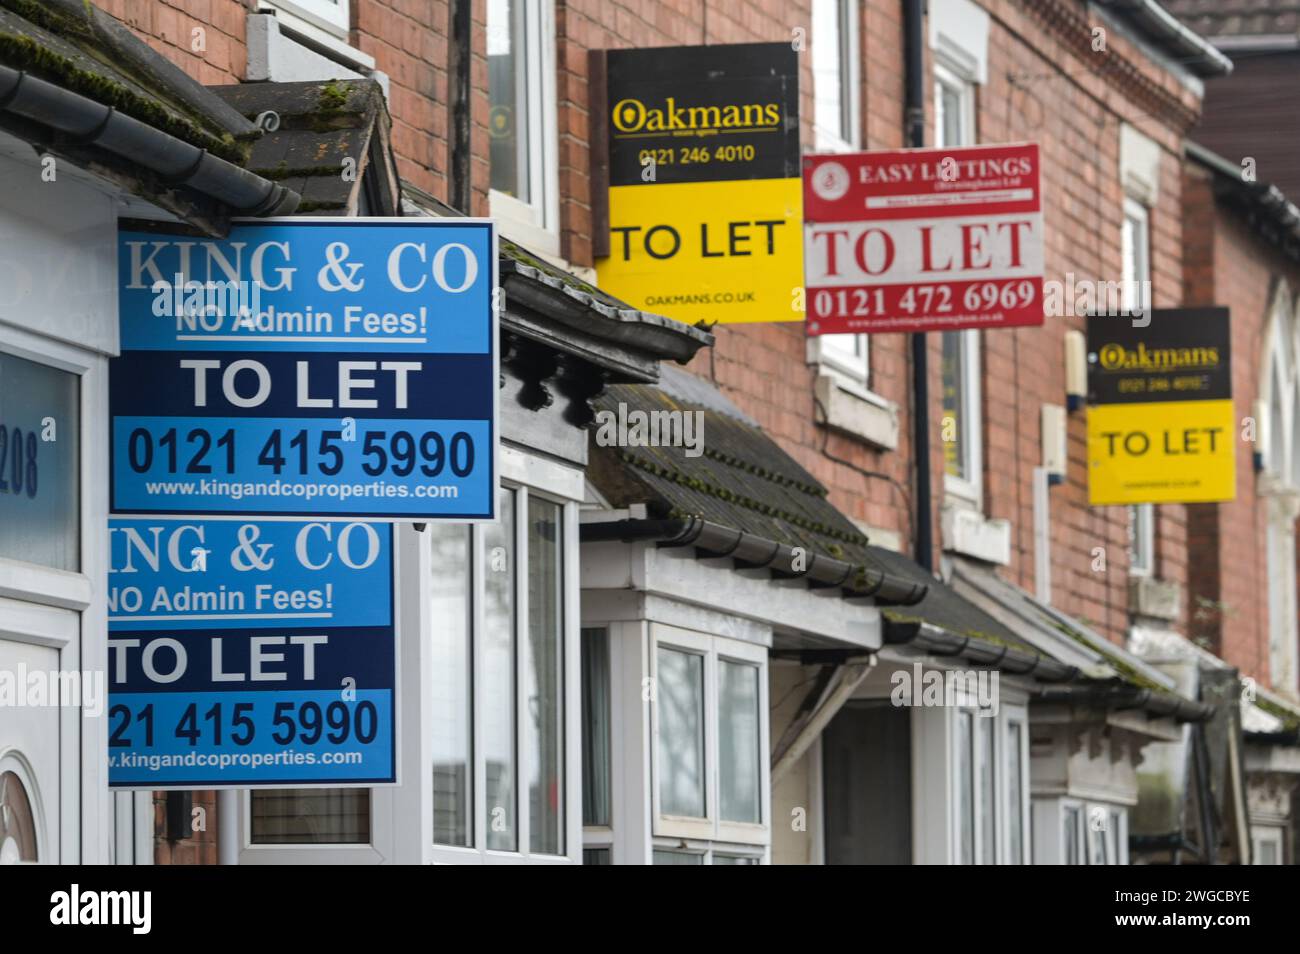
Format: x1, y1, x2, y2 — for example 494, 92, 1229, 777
1087, 399, 1236, 504
597, 177, 804, 325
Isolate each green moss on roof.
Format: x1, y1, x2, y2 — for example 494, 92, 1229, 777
295, 199, 347, 213
1253, 694, 1300, 732
881, 609, 1025, 651
1044, 615, 1170, 694
0, 29, 246, 163
641, 456, 866, 547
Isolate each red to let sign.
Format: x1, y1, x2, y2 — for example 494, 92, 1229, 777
802, 142, 1043, 335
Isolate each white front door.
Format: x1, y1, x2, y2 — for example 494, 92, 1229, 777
0, 600, 79, 864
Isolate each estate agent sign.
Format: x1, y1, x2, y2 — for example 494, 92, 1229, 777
594, 43, 803, 324
803, 143, 1044, 335
1086, 307, 1235, 505
112, 218, 497, 520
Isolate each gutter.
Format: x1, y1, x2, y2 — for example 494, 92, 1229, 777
580, 515, 929, 605
1094, 0, 1233, 77
501, 259, 713, 366
1033, 682, 1214, 722
0, 64, 298, 216
883, 618, 1080, 683
1188, 140, 1300, 260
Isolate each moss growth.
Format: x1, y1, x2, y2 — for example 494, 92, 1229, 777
318, 80, 350, 111
0, 30, 247, 164
1253, 694, 1300, 732
621, 450, 867, 548
252, 164, 346, 181
295, 199, 347, 213
1045, 615, 1170, 694
1, 0, 95, 43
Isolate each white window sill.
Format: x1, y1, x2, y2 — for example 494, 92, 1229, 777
490, 191, 561, 261
254, 5, 374, 71
813, 372, 899, 450
940, 502, 1010, 565
1129, 575, 1181, 622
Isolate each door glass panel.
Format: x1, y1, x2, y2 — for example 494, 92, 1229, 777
957, 711, 974, 864
0, 350, 79, 571
0, 770, 38, 863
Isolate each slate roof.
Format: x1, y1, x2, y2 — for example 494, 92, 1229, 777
0, 0, 256, 162
210, 79, 399, 216
592, 371, 883, 562
1166, 0, 1300, 39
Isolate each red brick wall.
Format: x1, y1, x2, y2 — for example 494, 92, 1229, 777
544, 0, 1206, 644
101, 0, 253, 84
1183, 159, 1300, 688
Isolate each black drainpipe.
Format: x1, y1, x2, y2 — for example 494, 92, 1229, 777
448, 0, 473, 213
903, 0, 932, 571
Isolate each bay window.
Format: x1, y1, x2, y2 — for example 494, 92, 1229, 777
650, 625, 769, 855
951, 703, 1029, 864
431, 483, 576, 862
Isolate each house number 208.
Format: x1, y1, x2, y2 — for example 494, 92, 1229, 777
0, 424, 38, 499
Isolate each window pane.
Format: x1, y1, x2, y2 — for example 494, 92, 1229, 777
1107, 809, 1121, 865
652, 849, 703, 865
942, 332, 967, 480
581, 628, 611, 827
813, 0, 846, 143
250, 789, 369, 844
656, 646, 706, 818
957, 711, 973, 864
1007, 723, 1024, 863
431, 523, 472, 847
1063, 806, 1080, 865
935, 80, 965, 148
583, 847, 611, 865
713, 853, 760, 865
487, 0, 530, 201
526, 496, 564, 855
0, 350, 79, 571
484, 487, 517, 851
979, 716, 995, 864
719, 660, 761, 824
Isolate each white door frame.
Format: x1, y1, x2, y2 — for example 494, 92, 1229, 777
0, 321, 112, 863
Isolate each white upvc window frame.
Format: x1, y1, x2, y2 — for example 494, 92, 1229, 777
812, 0, 862, 153
1128, 503, 1155, 577
649, 624, 770, 849
933, 58, 983, 508
808, 0, 869, 388
949, 701, 1028, 865
261, 0, 351, 38
1058, 798, 1129, 865
487, 0, 561, 258
1252, 824, 1285, 865
431, 479, 581, 865
1121, 196, 1151, 314
0, 324, 110, 864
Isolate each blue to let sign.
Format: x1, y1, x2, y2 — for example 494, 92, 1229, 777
111, 218, 497, 520
107, 519, 396, 788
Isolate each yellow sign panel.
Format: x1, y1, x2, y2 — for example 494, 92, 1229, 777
597, 177, 804, 324
1087, 399, 1236, 504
